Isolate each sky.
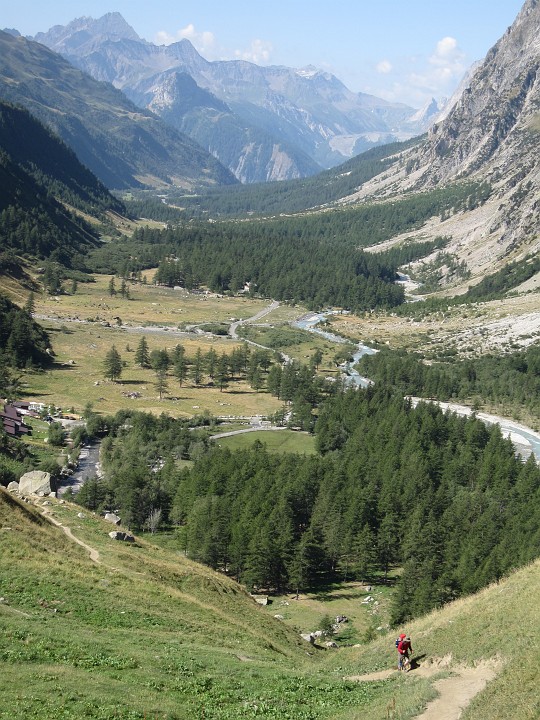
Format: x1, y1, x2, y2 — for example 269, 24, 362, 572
2, 0, 526, 108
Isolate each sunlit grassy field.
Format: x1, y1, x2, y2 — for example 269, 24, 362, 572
214, 429, 317, 455
25, 320, 283, 418
35, 273, 271, 327
6, 271, 341, 420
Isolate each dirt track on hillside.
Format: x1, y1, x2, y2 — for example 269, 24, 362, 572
346, 656, 500, 719
39, 504, 101, 563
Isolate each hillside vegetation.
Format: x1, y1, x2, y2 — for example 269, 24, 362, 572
0, 31, 235, 190
0, 489, 385, 720
2, 488, 539, 719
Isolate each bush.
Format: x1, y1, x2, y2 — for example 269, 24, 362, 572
47, 422, 66, 447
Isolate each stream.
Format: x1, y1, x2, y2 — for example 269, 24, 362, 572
294, 312, 377, 388
293, 312, 540, 463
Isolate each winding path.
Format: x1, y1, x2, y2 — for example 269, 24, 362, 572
346, 657, 500, 720
38, 504, 101, 563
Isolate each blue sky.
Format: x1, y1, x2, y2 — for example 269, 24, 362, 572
3, 0, 525, 107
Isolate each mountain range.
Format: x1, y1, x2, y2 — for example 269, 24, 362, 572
29, 13, 442, 183
0, 0, 538, 296
0, 29, 236, 190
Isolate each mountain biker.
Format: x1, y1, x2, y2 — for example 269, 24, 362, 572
397, 633, 413, 671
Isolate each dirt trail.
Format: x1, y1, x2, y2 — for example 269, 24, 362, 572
39, 505, 101, 563
346, 657, 500, 720
416, 661, 499, 720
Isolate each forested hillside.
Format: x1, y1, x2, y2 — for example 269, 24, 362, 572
0, 102, 112, 266
0, 294, 51, 370
76, 381, 540, 626
155, 138, 422, 217
0, 102, 123, 216
357, 345, 540, 418
88, 182, 490, 312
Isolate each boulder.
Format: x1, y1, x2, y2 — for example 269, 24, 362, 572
325, 641, 338, 648
6, 481, 19, 492
108, 531, 135, 542
104, 512, 121, 525
300, 633, 315, 644
19, 471, 52, 496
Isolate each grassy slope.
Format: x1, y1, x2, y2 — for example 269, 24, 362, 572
2, 490, 540, 719
323, 561, 540, 720
0, 490, 386, 719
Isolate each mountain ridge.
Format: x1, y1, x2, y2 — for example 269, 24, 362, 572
30, 13, 437, 182
334, 0, 540, 291
0, 30, 236, 190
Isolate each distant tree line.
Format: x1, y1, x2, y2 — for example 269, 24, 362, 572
159, 141, 490, 220
142, 139, 424, 218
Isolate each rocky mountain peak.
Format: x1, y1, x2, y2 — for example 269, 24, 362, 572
34, 12, 141, 53
346, 0, 540, 291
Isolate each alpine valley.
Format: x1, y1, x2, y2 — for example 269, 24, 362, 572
0, 2, 539, 720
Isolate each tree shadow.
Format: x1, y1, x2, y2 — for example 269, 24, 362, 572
52, 363, 75, 371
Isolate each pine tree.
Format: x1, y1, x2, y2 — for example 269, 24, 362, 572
191, 348, 204, 385
215, 353, 230, 392
24, 292, 35, 316
155, 369, 168, 400
134, 336, 150, 368
103, 345, 122, 381
174, 354, 189, 387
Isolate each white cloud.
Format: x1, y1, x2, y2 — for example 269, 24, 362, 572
154, 24, 273, 65
389, 37, 467, 105
432, 36, 458, 61
154, 23, 217, 57
376, 59, 393, 74
234, 39, 273, 65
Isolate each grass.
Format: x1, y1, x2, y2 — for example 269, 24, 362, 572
319, 560, 540, 720
214, 430, 317, 455
32, 272, 271, 327
3, 271, 313, 420
0, 489, 387, 719
21, 320, 283, 419
237, 324, 344, 375
2, 488, 540, 719
262, 581, 394, 646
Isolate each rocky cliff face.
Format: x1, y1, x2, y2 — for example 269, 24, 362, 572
413, 0, 540, 187
346, 0, 540, 287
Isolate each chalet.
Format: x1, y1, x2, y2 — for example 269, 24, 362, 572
1, 404, 32, 437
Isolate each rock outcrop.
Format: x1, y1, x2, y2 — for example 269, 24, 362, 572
18, 471, 54, 496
